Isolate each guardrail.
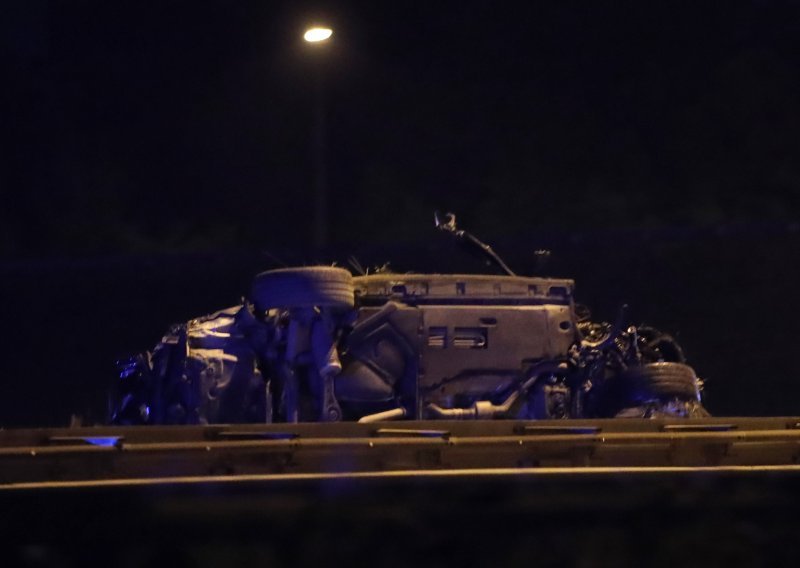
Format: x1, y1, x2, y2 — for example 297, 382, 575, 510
2, 417, 800, 488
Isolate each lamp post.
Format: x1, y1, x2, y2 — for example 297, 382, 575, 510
304, 27, 333, 249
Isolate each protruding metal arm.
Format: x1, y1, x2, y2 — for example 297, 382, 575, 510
434, 211, 516, 276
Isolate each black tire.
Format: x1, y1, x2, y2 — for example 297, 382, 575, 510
251, 267, 355, 312
627, 362, 701, 401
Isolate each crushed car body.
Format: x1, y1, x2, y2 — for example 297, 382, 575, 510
111, 214, 708, 425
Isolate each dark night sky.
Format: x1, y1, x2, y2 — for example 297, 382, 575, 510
5, 0, 800, 255
3, 1, 800, 425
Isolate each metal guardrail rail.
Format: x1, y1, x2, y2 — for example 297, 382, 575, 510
2, 417, 800, 488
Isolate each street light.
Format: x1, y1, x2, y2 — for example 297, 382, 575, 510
304, 27, 333, 43
303, 26, 333, 249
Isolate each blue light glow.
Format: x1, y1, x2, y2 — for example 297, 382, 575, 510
83, 437, 122, 447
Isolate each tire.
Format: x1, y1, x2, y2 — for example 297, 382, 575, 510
626, 362, 701, 401
251, 267, 355, 312
588, 362, 703, 418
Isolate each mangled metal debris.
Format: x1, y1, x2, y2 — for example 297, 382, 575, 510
111, 214, 708, 425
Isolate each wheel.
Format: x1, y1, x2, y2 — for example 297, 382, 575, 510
587, 361, 704, 418
251, 267, 355, 312
626, 362, 701, 401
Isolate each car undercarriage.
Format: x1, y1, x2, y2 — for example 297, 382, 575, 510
110, 214, 708, 426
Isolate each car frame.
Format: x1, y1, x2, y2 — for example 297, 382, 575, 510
111, 214, 708, 425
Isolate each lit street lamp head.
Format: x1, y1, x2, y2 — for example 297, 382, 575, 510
304, 27, 333, 43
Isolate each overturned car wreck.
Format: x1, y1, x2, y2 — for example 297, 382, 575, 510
112, 214, 708, 425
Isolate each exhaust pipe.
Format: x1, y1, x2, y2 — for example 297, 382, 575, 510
357, 407, 407, 423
